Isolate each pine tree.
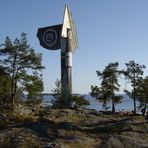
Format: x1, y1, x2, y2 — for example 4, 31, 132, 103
51, 79, 66, 108
22, 72, 44, 106
91, 62, 122, 113
0, 33, 44, 107
124, 60, 145, 115
136, 77, 148, 115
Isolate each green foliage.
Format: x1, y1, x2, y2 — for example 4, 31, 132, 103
91, 85, 110, 111
91, 62, 122, 113
51, 79, 67, 108
0, 66, 11, 105
136, 77, 148, 114
114, 95, 123, 104
14, 88, 23, 104
72, 95, 90, 107
124, 60, 145, 114
52, 79, 61, 99
23, 72, 44, 106
0, 33, 44, 107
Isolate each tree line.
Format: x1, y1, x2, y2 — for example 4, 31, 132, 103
91, 61, 148, 115
0, 33, 44, 108
1, 33, 148, 114
0, 33, 89, 110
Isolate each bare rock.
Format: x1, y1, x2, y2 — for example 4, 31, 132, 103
0, 128, 41, 148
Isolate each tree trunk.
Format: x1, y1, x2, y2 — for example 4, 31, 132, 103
10, 77, 15, 107
133, 86, 136, 115
10, 77, 17, 108
11, 94, 15, 107
10, 54, 18, 108
133, 71, 136, 115
144, 97, 147, 115
111, 76, 115, 114
112, 96, 115, 114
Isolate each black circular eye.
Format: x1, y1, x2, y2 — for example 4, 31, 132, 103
42, 29, 58, 47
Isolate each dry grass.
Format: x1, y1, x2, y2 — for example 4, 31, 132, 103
1, 106, 148, 148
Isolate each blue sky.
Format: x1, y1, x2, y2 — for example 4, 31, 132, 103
0, 0, 148, 94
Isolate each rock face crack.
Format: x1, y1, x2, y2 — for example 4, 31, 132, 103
0, 108, 148, 148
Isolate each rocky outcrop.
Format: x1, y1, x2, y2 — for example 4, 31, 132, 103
101, 132, 148, 148
0, 107, 148, 147
0, 128, 41, 148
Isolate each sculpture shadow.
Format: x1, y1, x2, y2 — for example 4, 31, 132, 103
10, 118, 80, 140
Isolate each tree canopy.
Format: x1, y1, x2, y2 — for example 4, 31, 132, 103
124, 60, 145, 114
91, 62, 122, 113
0, 33, 44, 107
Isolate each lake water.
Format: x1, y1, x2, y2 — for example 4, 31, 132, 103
41, 94, 141, 113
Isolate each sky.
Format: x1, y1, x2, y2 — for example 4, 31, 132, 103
0, 0, 148, 94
